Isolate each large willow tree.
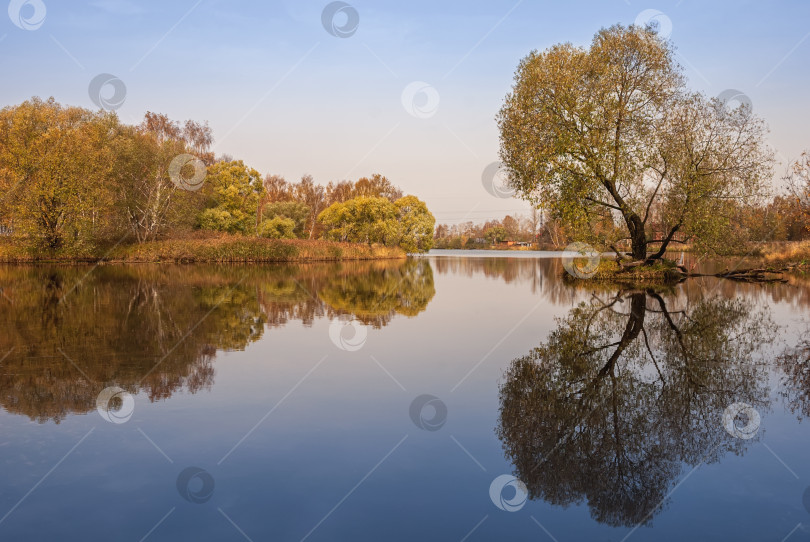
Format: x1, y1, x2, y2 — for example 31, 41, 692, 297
498, 25, 773, 262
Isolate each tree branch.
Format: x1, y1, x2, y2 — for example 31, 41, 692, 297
585, 196, 623, 211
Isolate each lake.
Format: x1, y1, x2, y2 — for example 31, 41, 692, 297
1, 252, 809, 541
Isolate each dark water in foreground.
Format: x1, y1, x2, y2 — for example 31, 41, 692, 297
1, 254, 809, 541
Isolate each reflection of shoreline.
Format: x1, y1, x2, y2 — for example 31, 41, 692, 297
258, 258, 435, 328
498, 290, 775, 527
425, 250, 567, 259
428, 254, 810, 310
0, 260, 435, 423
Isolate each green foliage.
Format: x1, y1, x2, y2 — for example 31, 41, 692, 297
318, 195, 436, 252
261, 201, 310, 237
0, 98, 433, 258
395, 195, 435, 253
259, 216, 296, 239
199, 160, 264, 234
198, 208, 241, 234
498, 25, 773, 260
486, 226, 507, 243
318, 196, 399, 245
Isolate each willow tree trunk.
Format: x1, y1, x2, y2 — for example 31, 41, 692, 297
630, 229, 647, 260
623, 211, 647, 261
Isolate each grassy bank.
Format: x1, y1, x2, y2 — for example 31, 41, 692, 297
761, 241, 810, 269
0, 234, 406, 263
567, 259, 685, 285
566, 243, 810, 285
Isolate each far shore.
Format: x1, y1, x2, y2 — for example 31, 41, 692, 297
430, 242, 810, 284
433, 241, 810, 262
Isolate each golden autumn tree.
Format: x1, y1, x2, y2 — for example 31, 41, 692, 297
111, 113, 212, 243
0, 97, 117, 250
787, 151, 810, 229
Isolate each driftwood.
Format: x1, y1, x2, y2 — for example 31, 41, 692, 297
689, 267, 789, 283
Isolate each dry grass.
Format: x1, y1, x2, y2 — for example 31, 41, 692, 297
562, 258, 684, 287
0, 234, 406, 263
593, 259, 683, 281
761, 241, 810, 268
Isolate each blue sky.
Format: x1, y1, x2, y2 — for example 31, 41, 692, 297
2, 0, 809, 224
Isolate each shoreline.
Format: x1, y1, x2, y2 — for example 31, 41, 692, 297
0, 236, 407, 264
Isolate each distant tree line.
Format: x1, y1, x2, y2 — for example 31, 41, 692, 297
435, 191, 810, 252
259, 171, 433, 251
434, 209, 551, 249
0, 97, 434, 253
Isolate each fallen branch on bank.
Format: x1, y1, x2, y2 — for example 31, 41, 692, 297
688, 267, 789, 283
611, 253, 790, 283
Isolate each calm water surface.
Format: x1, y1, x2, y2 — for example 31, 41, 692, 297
1, 253, 809, 541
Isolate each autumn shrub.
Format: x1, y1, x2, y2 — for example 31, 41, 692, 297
258, 217, 296, 239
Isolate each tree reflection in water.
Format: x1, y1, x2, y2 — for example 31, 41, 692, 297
0, 259, 434, 423
779, 331, 810, 419
497, 289, 774, 527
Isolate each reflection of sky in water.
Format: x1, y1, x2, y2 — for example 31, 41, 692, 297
0, 256, 809, 541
